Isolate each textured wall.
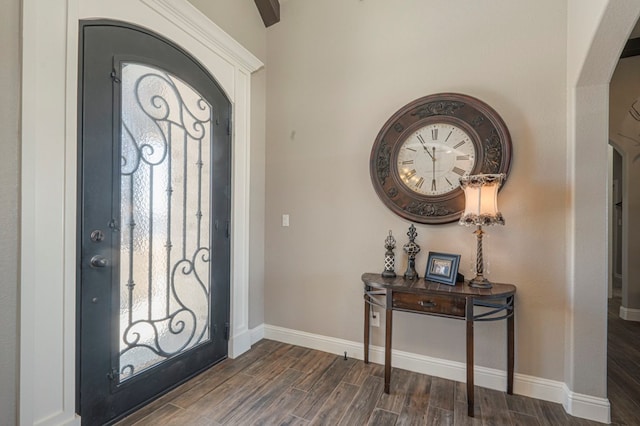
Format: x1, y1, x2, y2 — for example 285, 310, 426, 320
265, 0, 568, 381
0, 0, 20, 423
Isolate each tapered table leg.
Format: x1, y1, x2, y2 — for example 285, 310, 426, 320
364, 289, 370, 364
507, 296, 514, 394
466, 301, 475, 417
384, 307, 392, 394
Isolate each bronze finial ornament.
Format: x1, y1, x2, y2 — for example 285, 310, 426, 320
403, 224, 421, 280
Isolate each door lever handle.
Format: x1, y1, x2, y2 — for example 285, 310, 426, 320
90, 255, 108, 268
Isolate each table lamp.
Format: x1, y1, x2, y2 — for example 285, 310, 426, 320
459, 174, 505, 288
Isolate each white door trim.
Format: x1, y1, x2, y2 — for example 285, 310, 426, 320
20, 1, 262, 424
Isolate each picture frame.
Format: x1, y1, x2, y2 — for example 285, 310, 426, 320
425, 252, 461, 286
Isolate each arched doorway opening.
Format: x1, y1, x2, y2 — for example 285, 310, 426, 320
567, 1, 640, 422
608, 53, 640, 420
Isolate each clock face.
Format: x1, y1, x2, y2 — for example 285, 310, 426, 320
396, 123, 476, 196
369, 93, 512, 224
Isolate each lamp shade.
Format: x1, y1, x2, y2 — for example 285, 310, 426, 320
459, 174, 505, 226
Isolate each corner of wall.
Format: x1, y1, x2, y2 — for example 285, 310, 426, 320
565, 1, 640, 421
563, 384, 611, 424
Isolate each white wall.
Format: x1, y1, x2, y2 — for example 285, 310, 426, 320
260, 1, 640, 422
188, 0, 266, 61
265, 0, 568, 381
0, 0, 20, 423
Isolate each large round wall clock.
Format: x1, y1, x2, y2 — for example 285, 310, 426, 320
370, 93, 512, 224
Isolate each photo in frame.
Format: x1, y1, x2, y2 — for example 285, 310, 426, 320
425, 252, 461, 286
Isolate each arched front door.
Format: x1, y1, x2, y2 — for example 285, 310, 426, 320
77, 21, 231, 425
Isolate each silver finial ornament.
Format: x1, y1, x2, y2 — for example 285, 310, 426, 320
382, 230, 397, 278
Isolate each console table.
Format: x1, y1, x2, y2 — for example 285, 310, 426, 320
361, 273, 516, 417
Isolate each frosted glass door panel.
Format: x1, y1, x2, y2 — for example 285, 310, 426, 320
119, 62, 212, 381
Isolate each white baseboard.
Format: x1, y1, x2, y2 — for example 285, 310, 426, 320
261, 324, 610, 424
250, 323, 265, 344
228, 330, 252, 359
619, 305, 640, 322
563, 385, 611, 424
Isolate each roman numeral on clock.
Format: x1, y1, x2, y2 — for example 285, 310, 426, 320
453, 141, 466, 149
452, 167, 466, 176
416, 177, 425, 189
431, 128, 438, 140
406, 169, 417, 179
402, 160, 414, 165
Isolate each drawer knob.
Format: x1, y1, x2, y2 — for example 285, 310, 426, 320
419, 300, 436, 308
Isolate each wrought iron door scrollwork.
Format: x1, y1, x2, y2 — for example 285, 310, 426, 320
118, 62, 214, 381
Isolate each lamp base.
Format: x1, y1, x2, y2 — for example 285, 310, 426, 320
468, 275, 493, 289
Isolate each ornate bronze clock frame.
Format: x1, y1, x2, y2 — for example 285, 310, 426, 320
369, 93, 512, 224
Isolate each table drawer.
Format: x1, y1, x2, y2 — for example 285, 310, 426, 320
392, 292, 466, 317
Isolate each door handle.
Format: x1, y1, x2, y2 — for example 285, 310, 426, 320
90, 255, 109, 268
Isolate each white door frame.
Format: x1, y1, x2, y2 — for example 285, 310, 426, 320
20, 1, 262, 424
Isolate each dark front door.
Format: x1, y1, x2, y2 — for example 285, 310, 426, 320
77, 21, 231, 425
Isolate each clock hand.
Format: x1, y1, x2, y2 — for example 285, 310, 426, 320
417, 134, 435, 160
431, 147, 436, 191
423, 145, 434, 160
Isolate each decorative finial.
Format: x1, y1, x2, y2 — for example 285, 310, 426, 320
403, 224, 421, 279
382, 230, 397, 278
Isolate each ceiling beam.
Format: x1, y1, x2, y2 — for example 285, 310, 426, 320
254, 0, 280, 28
621, 37, 640, 58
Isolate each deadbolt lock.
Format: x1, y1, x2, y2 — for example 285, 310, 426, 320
90, 230, 105, 242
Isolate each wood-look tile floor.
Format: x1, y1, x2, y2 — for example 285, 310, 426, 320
116, 338, 606, 426
115, 293, 640, 426
608, 295, 640, 426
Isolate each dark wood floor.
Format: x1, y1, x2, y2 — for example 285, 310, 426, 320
115, 296, 639, 426
608, 295, 640, 426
